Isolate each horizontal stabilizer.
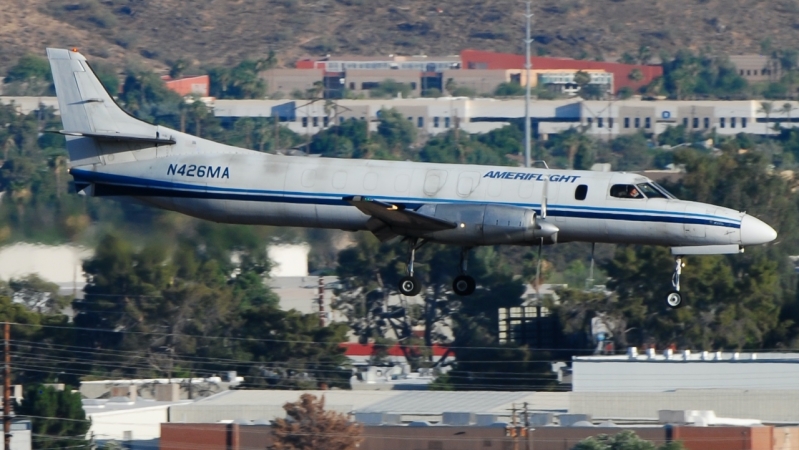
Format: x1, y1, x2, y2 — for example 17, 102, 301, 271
54, 130, 175, 145
671, 245, 743, 256
345, 196, 457, 232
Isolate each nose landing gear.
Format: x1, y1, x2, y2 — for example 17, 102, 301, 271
453, 247, 476, 296
666, 256, 685, 309
398, 239, 424, 296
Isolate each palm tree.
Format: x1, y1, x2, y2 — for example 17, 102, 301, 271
759, 102, 774, 135
188, 100, 209, 137
782, 103, 794, 129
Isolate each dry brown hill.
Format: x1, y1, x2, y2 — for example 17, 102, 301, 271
1, 0, 799, 74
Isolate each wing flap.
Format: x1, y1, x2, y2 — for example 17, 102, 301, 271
346, 196, 456, 233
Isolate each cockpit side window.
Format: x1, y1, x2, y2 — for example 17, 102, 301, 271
610, 184, 645, 199
636, 183, 668, 199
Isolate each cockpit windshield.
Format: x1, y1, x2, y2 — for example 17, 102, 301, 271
611, 182, 676, 200
652, 182, 677, 199
636, 183, 669, 199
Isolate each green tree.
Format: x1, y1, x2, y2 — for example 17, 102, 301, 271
376, 108, 416, 155
16, 384, 91, 450
629, 69, 644, 82
494, 82, 525, 97
574, 430, 685, 450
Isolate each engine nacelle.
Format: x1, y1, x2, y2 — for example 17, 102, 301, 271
414, 204, 555, 245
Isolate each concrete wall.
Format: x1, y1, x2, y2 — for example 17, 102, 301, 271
88, 405, 170, 441
570, 390, 799, 422
671, 426, 773, 450
261, 69, 323, 97
161, 423, 231, 450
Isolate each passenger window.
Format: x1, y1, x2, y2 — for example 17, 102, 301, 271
575, 184, 588, 201
610, 184, 645, 199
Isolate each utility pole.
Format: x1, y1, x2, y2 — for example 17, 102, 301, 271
4, 322, 11, 450
524, 0, 534, 168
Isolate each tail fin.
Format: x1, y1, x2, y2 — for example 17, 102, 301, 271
47, 48, 164, 165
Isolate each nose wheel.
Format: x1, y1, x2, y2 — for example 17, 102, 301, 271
666, 257, 685, 309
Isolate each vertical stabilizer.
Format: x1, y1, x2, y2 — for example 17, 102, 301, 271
47, 48, 161, 166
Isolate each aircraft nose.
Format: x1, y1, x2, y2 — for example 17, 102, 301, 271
740, 214, 777, 246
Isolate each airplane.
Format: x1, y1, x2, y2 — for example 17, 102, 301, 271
46, 48, 778, 309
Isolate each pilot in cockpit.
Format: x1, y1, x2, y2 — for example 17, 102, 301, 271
627, 186, 643, 199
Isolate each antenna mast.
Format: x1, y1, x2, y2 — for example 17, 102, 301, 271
524, 0, 534, 168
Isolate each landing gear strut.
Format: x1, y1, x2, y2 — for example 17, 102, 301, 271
666, 256, 685, 309
453, 247, 476, 296
398, 239, 424, 296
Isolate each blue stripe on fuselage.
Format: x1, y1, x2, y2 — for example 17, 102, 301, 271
72, 169, 742, 229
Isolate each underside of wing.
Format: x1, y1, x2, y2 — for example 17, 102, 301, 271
345, 196, 456, 241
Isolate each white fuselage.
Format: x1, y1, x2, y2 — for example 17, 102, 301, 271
69, 134, 750, 248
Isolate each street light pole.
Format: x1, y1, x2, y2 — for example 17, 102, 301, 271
524, 0, 533, 168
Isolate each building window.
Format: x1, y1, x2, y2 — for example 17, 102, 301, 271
587, 117, 593, 126
731, 117, 737, 128
302, 117, 308, 127
349, 82, 355, 90
445, 117, 451, 128
747, 70, 751, 76
312, 116, 319, 127
434, 117, 440, 128
598, 117, 604, 128
704, 117, 710, 129
410, 82, 417, 90
742, 117, 748, 128
720, 117, 726, 128
407, 117, 413, 123
323, 116, 330, 127
634, 117, 641, 128
645, 117, 651, 128
575, 185, 588, 201
740, 70, 745, 76
683, 118, 689, 127
624, 117, 630, 128
692, 117, 699, 128
418, 117, 424, 128
608, 118, 614, 128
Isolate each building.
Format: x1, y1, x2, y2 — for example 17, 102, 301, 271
159, 418, 799, 450
283, 50, 656, 99
729, 55, 781, 83
162, 75, 210, 97
570, 349, 799, 422
460, 49, 662, 94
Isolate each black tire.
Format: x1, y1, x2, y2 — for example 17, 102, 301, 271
399, 276, 422, 296
666, 290, 683, 309
453, 275, 477, 296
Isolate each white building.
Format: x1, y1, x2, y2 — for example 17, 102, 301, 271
569, 349, 799, 422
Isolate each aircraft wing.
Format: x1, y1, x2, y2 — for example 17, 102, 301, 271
345, 196, 456, 241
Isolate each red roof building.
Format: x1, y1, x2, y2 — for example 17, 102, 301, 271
460, 49, 663, 93
162, 75, 211, 97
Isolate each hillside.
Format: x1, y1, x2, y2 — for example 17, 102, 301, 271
1, 0, 799, 74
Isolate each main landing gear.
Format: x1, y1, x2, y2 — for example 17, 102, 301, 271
396, 241, 476, 297
666, 256, 686, 309
453, 248, 476, 296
